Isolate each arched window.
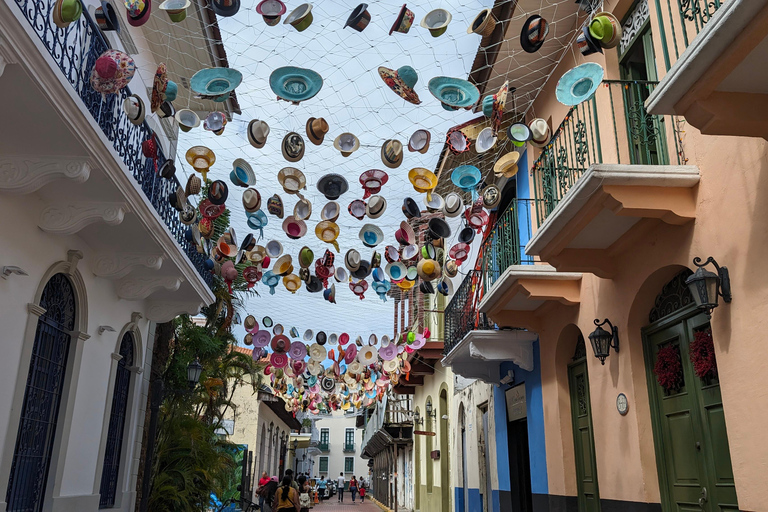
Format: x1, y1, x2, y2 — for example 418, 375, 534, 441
6, 273, 77, 512
99, 332, 135, 508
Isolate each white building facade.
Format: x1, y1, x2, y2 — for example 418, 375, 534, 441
312, 411, 368, 484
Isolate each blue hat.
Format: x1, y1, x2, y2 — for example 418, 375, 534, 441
190, 68, 242, 99
372, 280, 391, 301
481, 94, 494, 118
164, 80, 178, 101
451, 165, 481, 192
247, 210, 269, 240
556, 62, 604, 106
262, 271, 280, 295
270, 66, 323, 105
428, 77, 480, 111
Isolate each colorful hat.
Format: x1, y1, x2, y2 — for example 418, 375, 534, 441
349, 199, 367, 220
90, 50, 135, 98
267, 194, 284, 218
451, 165, 481, 194
359, 224, 384, 248
53, 0, 83, 28
252, 330, 271, 348
203, 112, 227, 134
283, 274, 302, 293
394, 221, 416, 245
247, 210, 269, 234
420, 8, 451, 37
408, 168, 438, 196
590, 12, 622, 49
401, 244, 418, 261
333, 133, 360, 157
449, 243, 470, 264
269, 66, 323, 104
175, 109, 200, 132
428, 218, 451, 239
294, 197, 312, 220
556, 63, 604, 106
125, 0, 150, 26
262, 271, 280, 294
385, 261, 406, 281
284, 3, 313, 31
282, 216, 307, 239
298, 247, 314, 269
372, 280, 391, 301
211, 0, 240, 17
417, 259, 442, 281
483, 185, 501, 209
507, 123, 531, 146
208, 180, 228, 205
443, 192, 463, 217
231, 158, 256, 187
360, 169, 389, 199
256, 0, 286, 26
123, 95, 145, 126
398, 279, 415, 290
324, 284, 337, 303
273, 254, 293, 275
344, 344, 358, 364
95, 1, 120, 31
345, 3, 371, 31
306, 117, 329, 145
159, 0, 190, 22
366, 195, 387, 219
428, 77, 479, 110
345, 249, 361, 272
446, 128, 470, 154
349, 279, 368, 300
389, 4, 415, 35
190, 68, 242, 100
494, 151, 520, 178
529, 118, 550, 147
576, 25, 604, 56
408, 129, 430, 153
357, 346, 378, 365
317, 174, 349, 200
281, 132, 305, 163
475, 127, 497, 153
248, 120, 270, 148
384, 245, 400, 264
378, 66, 422, 105
315, 221, 340, 252
467, 8, 495, 36
444, 259, 459, 278
278, 167, 306, 194
321, 201, 341, 222
381, 139, 404, 169
289, 341, 308, 360
520, 15, 549, 53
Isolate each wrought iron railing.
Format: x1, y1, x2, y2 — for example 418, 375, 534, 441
652, 0, 723, 71
343, 443, 355, 453
443, 270, 492, 356
532, 80, 681, 225
11, 0, 213, 289
479, 200, 536, 292
318, 442, 329, 452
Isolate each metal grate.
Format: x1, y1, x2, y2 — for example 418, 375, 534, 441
6, 274, 76, 512
99, 333, 134, 508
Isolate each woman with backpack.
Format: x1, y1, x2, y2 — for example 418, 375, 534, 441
296, 475, 312, 512
273, 475, 300, 512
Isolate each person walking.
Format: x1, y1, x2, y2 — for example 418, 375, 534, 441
297, 475, 312, 512
317, 475, 326, 502
359, 482, 366, 503
336, 472, 345, 502
273, 476, 300, 512
257, 471, 270, 511
262, 476, 279, 512
349, 476, 358, 503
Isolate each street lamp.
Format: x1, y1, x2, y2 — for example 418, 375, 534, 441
187, 358, 203, 389
588, 319, 619, 365
686, 256, 731, 317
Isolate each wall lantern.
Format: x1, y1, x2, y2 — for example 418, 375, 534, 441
588, 319, 619, 365
187, 358, 203, 389
425, 400, 436, 419
686, 256, 731, 317
413, 411, 424, 426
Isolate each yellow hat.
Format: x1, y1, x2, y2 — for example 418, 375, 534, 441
493, 151, 520, 178
315, 221, 340, 252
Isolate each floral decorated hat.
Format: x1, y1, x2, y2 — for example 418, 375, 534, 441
378, 65, 422, 105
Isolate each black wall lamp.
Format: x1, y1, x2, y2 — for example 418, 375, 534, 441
425, 400, 436, 419
686, 256, 731, 317
413, 411, 424, 426
589, 319, 619, 365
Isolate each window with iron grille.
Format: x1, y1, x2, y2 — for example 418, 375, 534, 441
344, 457, 354, 473
319, 457, 329, 473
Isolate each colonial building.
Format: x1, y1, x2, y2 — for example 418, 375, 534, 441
0, 0, 236, 509
312, 410, 368, 484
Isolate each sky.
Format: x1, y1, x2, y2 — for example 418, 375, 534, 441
173, 0, 495, 343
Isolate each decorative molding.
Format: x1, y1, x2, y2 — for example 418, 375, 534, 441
127, 366, 143, 374
75, 330, 91, 342
0, 36, 16, 78
39, 203, 128, 235
66, 250, 83, 275
116, 276, 182, 300
27, 303, 46, 316
111, 352, 123, 361
619, 0, 649, 54
91, 253, 164, 279
0, 156, 91, 195
145, 300, 204, 323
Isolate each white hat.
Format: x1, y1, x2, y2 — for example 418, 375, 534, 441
529, 118, 550, 148
475, 126, 497, 153
366, 195, 387, 219
248, 119, 270, 148
345, 249, 361, 271
424, 192, 444, 212
443, 192, 463, 217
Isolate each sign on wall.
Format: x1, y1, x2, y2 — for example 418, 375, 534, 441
505, 383, 526, 422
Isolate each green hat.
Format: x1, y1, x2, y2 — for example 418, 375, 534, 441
589, 16, 614, 44
53, 0, 83, 28
299, 246, 314, 268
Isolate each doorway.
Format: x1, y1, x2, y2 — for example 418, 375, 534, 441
642, 273, 739, 511
507, 418, 532, 512
567, 336, 600, 512
478, 404, 492, 512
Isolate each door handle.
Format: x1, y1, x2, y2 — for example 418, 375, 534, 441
698, 487, 707, 508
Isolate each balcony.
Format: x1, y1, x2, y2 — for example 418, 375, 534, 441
343, 443, 355, 453
318, 442, 329, 452
647, 0, 768, 139
361, 394, 412, 459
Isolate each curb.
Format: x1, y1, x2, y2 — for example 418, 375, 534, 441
369, 497, 392, 512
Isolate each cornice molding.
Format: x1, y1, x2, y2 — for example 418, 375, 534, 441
0, 156, 91, 195
116, 276, 182, 300
91, 253, 164, 279
39, 202, 128, 235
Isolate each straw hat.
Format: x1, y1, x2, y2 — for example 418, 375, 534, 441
315, 221, 340, 252
366, 195, 387, 219
231, 158, 256, 187
321, 201, 341, 222
242, 188, 261, 213
408, 129, 430, 153
444, 259, 458, 278
283, 274, 302, 293
529, 118, 550, 147
408, 168, 438, 195
467, 8, 495, 36
278, 167, 307, 194
273, 254, 293, 275
185, 146, 215, 180
394, 220, 416, 245
359, 224, 384, 248
175, 109, 200, 132
345, 249, 362, 272
494, 151, 520, 178
306, 117, 329, 145
378, 66, 422, 105
381, 139, 404, 168
359, 169, 389, 199
475, 126, 497, 153
417, 259, 442, 280
248, 120, 270, 148
282, 216, 307, 239
333, 133, 360, 157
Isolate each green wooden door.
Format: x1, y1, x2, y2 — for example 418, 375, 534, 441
643, 309, 739, 511
568, 352, 600, 512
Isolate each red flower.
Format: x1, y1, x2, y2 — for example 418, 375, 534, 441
654, 345, 683, 391
690, 328, 718, 380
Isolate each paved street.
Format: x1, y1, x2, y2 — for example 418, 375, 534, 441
311, 500, 380, 511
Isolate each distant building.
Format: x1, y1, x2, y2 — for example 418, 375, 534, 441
312, 410, 368, 484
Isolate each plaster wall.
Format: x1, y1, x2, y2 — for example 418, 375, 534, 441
312, 411, 368, 482
0, 192, 155, 511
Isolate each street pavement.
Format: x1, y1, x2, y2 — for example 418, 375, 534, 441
311, 499, 380, 511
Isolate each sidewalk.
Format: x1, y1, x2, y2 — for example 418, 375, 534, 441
312, 500, 380, 511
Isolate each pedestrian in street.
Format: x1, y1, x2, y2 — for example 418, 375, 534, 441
349, 476, 358, 503
297, 475, 312, 512
262, 476, 279, 512
317, 475, 326, 502
257, 471, 271, 511
273, 475, 300, 512
337, 472, 345, 502
359, 483, 366, 503
285, 469, 300, 492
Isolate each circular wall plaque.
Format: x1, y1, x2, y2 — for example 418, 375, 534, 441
616, 393, 629, 415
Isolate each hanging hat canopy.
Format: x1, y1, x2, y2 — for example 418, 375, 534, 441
190, 68, 242, 101
321, 201, 341, 222
281, 132, 306, 163
428, 77, 479, 111
315, 221, 340, 252
360, 169, 389, 199
389, 3, 415, 35
333, 133, 360, 157
256, 0, 286, 25
378, 66, 422, 105
494, 151, 520, 178
381, 139, 404, 169
270, 66, 323, 104
366, 195, 387, 219
278, 167, 307, 194
420, 8, 451, 37
284, 3, 313, 31
467, 8, 495, 36
248, 120, 270, 148
556, 63, 604, 106
451, 165, 481, 193
520, 14, 549, 53
359, 224, 384, 248
306, 117, 329, 145
345, 3, 371, 31
317, 174, 349, 200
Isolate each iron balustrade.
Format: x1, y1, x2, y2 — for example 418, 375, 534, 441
652, 0, 723, 72
318, 442, 329, 452
11, 0, 214, 289
343, 443, 355, 453
443, 270, 491, 355
532, 80, 682, 226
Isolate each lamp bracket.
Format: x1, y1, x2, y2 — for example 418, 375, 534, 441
593, 318, 619, 352
693, 256, 732, 303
